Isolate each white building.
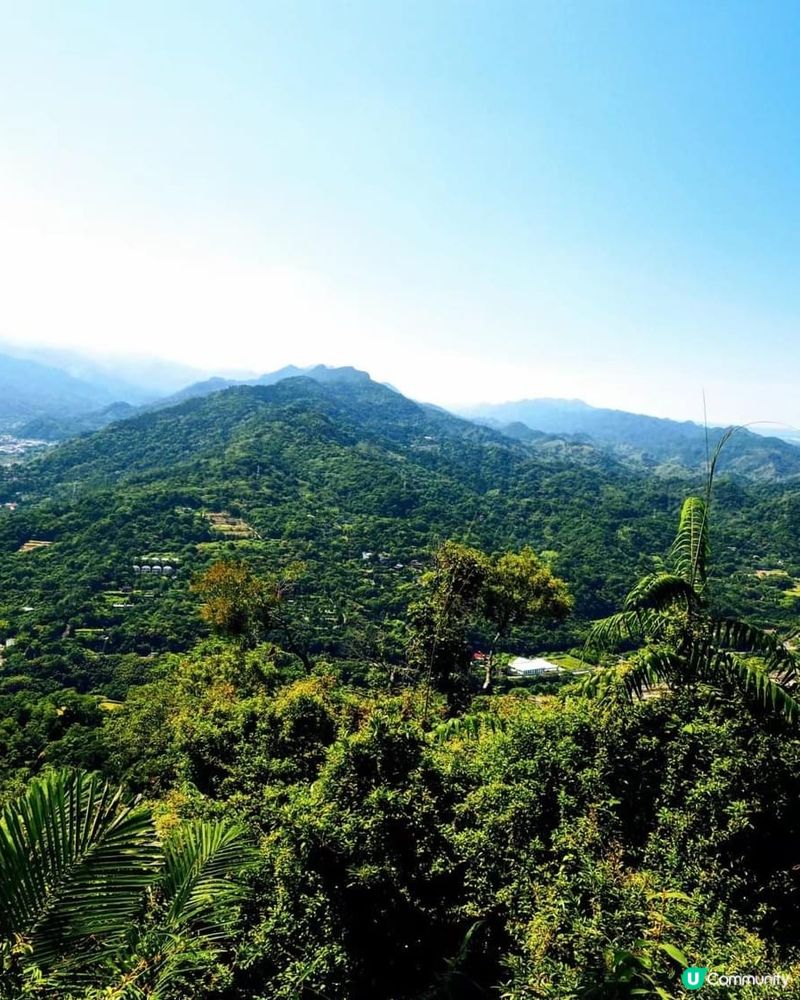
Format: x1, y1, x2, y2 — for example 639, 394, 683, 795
508, 656, 561, 677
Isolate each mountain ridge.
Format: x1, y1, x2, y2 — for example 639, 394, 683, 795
460, 396, 800, 479
0, 353, 126, 432
4, 346, 799, 481
2, 368, 799, 701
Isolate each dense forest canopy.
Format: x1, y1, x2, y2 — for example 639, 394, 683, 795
1, 373, 800, 998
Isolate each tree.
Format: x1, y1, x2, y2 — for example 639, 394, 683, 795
0, 768, 253, 998
407, 542, 572, 705
406, 542, 490, 710
585, 495, 800, 719
193, 559, 310, 665
480, 547, 572, 690
192, 560, 276, 645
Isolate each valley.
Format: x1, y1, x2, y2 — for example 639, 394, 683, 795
4, 9, 800, 994
2, 363, 800, 999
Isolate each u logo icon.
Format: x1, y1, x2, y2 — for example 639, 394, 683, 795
681, 967, 708, 990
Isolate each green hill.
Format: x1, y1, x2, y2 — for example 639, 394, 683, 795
3, 371, 800, 1000
1, 373, 799, 698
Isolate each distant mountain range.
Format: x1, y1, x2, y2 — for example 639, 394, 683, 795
2, 348, 799, 480
0, 354, 377, 440
459, 398, 800, 480
0, 347, 197, 435
751, 424, 800, 447
0, 353, 123, 431
0, 343, 206, 400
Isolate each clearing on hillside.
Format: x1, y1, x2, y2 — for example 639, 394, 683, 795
18, 540, 53, 553
204, 511, 258, 539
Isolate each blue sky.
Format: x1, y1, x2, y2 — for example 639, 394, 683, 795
0, 1, 798, 424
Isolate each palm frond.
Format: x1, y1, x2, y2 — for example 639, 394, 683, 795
101, 928, 220, 1000
0, 769, 161, 970
728, 656, 800, 722
623, 573, 698, 612
623, 647, 685, 700
574, 667, 620, 700
163, 820, 255, 942
706, 426, 738, 494
585, 609, 666, 652
676, 639, 800, 722
708, 618, 800, 685
696, 647, 800, 722
670, 496, 709, 591
578, 648, 681, 703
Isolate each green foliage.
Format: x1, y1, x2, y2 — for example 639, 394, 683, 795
0, 769, 160, 975
587, 496, 800, 719
0, 769, 253, 999
3, 377, 800, 997
480, 546, 572, 689
2, 374, 800, 720
407, 541, 571, 703
406, 541, 491, 702
670, 495, 710, 592
6, 661, 800, 998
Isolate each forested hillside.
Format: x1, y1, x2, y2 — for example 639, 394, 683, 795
2, 375, 800, 998
2, 375, 799, 690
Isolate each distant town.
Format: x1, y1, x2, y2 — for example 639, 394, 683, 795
0, 434, 50, 463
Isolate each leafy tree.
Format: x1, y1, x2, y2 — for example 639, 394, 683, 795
407, 541, 490, 708
193, 559, 310, 664
480, 546, 572, 690
193, 560, 276, 645
407, 542, 572, 700
585, 495, 800, 718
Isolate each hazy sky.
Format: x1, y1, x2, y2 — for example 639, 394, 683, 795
1, 1, 799, 424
